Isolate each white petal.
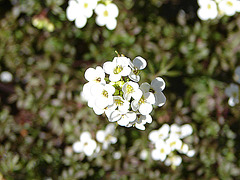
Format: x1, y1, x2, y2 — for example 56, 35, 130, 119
140, 83, 150, 93
129, 72, 140, 82
148, 130, 158, 142
66, 5, 77, 21
121, 66, 131, 76
75, 15, 87, 28
103, 61, 114, 74
135, 124, 145, 130
144, 92, 155, 104
139, 103, 153, 115
132, 89, 143, 100
72, 141, 82, 153
84, 68, 95, 81
180, 124, 193, 138
151, 149, 160, 161
151, 77, 165, 91
96, 130, 105, 143
187, 150, 195, 157
95, 4, 105, 15
105, 123, 115, 134
106, 3, 119, 18
154, 92, 166, 107
131, 100, 140, 111
109, 110, 122, 122
80, 131, 92, 142
133, 56, 147, 70
106, 18, 117, 30
96, 15, 106, 26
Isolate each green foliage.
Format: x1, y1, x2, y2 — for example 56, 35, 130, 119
1, 0, 240, 179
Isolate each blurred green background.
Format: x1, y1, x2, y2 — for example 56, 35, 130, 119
1, 0, 240, 179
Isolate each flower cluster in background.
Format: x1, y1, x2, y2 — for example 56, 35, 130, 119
225, 66, 240, 106
81, 54, 166, 130
66, 0, 119, 30
148, 124, 195, 168
0, 71, 13, 83
197, 0, 240, 20
72, 124, 117, 156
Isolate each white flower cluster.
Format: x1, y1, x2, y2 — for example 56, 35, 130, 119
72, 124, 117, 156
197, 0, 240, 20
225, 66, 240, 107
81, 54, 166, 130
66, 0, 119, 30
148, 124, 195, 168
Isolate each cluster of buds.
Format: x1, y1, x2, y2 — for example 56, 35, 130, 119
197, 0, 240, 21
81, 53, 166, 130
225, 66, 240, 106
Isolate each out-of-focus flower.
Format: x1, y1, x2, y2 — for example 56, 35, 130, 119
148, 124, 170, 143
225, 83, 239, 106
140, 149, 148, 160
96, 124, 117, 149
151, 140, 171, 161
122, 81, 143, 101
72, 131, 97, 156
234, 66, 240, 84
66, 0, 98, 28
95, 3, 119, 30
0, 71, 13, 82
197, 0, 218, 20
113, 151, 121, 159
164, 154, 182, 167
165, 135, 182, 151
218, 0, 239, 16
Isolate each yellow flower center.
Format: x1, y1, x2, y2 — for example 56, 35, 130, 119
139, 97, 145, 104
103, 10, 109, 17
160, 148, 165, 154
115, 99, 124, 106
149, 88, 155, 93
84, 3, 89, 8
113, 65, 123, 74
95, 77, 101, 82
102, 90, 108, 98
207, 4, 211, 9
227, 1, 233, 6
126, 84, 134, 94
170, 141, 176, 147
133, 68, 140, 75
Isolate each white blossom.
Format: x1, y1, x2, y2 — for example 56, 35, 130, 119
128, 114, 152, 130
0, 71, 13, 82
218, 0, 238, 16
109, 110, 136, 126
72, 131, 97, 156
165, 154, 182, 167
225, 83, 239, 106
96, 124, 117, 149
197, 0, 218, 20
122, 81, 143, 101
165, 135, 182, 151
151, 140, 171, 161
95, 3, 119, 30
84, 66, 106, 84
140, 77, 166, 107
107, 96, 130, 114
140, 149, 148, 160
148, 124, 170, 143
128, 56, 147, 82
103, 57, 131, 82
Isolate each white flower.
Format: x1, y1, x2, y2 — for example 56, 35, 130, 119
218, 0, 238, 16
131, 92, 155, 115
140, 77, 166, 107
128, 56, 147, 82
148, 124, 170, 143
225, 83, 239, 106
103, 57, 131, 82
234, 66, 240, 84
107, 96, 130, 114
109, 110, 136, 126
186, 149, 196, 157
165, 135, 182, 151
84, 66, 106, 84
122, 81, 143, 101
140, 149, 148, 160
113, 151, 121, 159
151, 140, 171, 161
165, 154, 182, 167
180, 124, 193, 138
130, 114, 152, 130
95, 3, 119, 30
0, 71, 13, 82
197, 0, 218, 20
72, 131, 97, 156
96, 124, 117, 149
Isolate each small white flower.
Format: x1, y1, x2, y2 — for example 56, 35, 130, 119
165, 135, 182, 151
107, 96, 130, 114
151, 140, 171, 161
180, 124, 193, 138
113, 151, 121, 159
234, 66, 240, 84
103, 57, 131, 82
131, 92, 155, 115
148, 124, 170, 143
218, 0, 238, 16
140, 149, 148, 160
84, 66, 106, 84
186, 149, 196, 157
225, 83, 239, 106
109, 110, 136, 126
128, 56, 147, 82
197, 0, 218, 20
131, 114, 152, 130
140, 77, 166, 107
0, 71, 13, 82
72, 131, 97, 156
122, 81, 143, 101
165, 154, 182, 167
96, 124, 117, 149
95, 3, 119, 30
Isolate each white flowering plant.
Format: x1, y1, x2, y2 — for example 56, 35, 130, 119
81, 53, 166, 130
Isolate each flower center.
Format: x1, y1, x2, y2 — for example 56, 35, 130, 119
102, 90, 108, 98
126, 84, 134, 94
95, 77, 101, 82
227, 1, 233, 6
84, 3, 88, 8
133, 68, 140, 75
160, 148, 165, 154
113, 65, 123, 74
84, 142, 88, 146
170, 141, 176, 147
103, 10, 109, 17
149, 88, 155, 93
139, 97, 145, 104
207, 4, 211, 9
105, 134, 112, 141
115, 99, 124, 106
